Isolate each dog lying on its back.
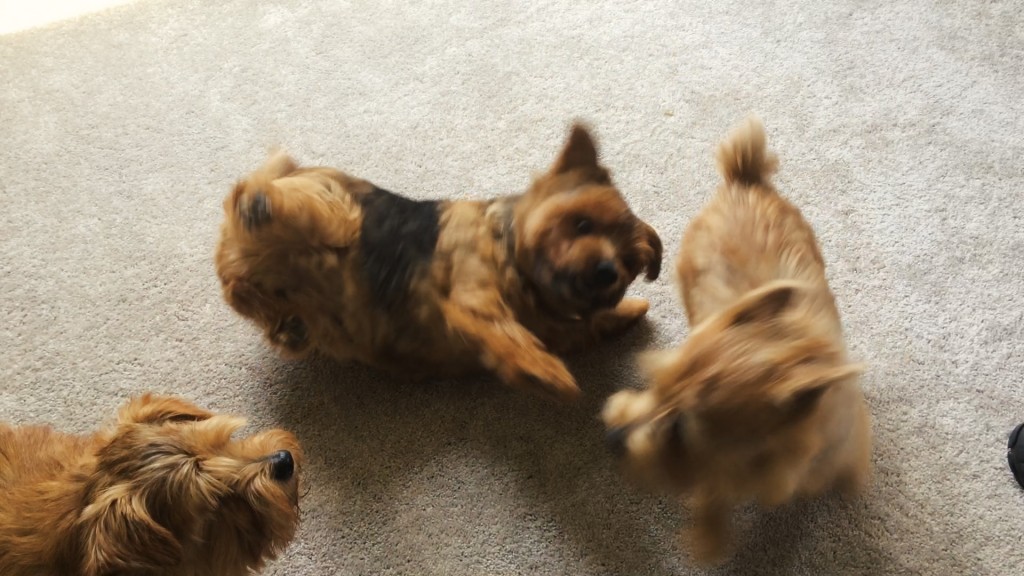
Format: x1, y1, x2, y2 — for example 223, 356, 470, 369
0, 394, 302, 576
216, 124, 662, 401
602, 118, 871, 564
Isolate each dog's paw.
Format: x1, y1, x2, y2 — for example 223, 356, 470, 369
593, 297, 649, 336
600, 389, 645, 428
239, 189, 273, 230
503, 353, 581, 403
617, 297, 650, 319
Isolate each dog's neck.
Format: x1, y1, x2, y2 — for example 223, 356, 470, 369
490, 195, 518, 254
487, 195, 583, 323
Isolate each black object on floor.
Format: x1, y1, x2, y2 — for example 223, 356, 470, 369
1009, 423, 1024, 490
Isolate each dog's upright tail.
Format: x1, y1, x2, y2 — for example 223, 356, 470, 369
715, 116, 778, 187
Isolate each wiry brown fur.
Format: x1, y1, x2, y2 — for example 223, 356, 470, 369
215, 124, 662, 402
602, 117, 871, 564
0, 394, 303, 576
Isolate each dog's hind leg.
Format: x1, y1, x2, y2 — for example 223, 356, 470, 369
227, 163, 364, 250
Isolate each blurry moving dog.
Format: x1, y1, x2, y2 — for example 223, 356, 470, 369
0, 394, 302, 576
602, 118, 871, 563
215, 124, 662, 402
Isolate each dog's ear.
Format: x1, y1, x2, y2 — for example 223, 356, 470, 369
78, 491, 182, 575
773, 363, 866, 417
637, 221, 662, 281
729, 280, 809, 327
119, 394, 214, 425
547, 123, 611, 184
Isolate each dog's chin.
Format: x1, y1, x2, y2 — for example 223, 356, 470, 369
252, 497, 301, 558
534, 267, 628, 316
261, 478, 302, 533
577, 285, 628, 314
211, 491, 299, 569
549, 287, 625, 317
264, 508, 300, 554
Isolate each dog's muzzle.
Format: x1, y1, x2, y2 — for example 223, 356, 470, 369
589, 260, 619, 289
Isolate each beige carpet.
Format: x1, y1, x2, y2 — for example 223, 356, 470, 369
2, 0, 1022, 574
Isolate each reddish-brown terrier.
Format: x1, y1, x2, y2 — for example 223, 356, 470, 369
0, 394, 302, 576
602, 118, 871, 564
215, 124, 662, 401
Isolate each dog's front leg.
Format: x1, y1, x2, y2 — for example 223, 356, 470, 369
230, 172, 361, 248
442, 294, 581, 402
539, 297, 650, 355
684, 494, 733, 565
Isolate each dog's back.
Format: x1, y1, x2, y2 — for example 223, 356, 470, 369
677, 118, 835, 330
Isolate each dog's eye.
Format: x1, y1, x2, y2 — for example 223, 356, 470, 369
575, 217, 594, 235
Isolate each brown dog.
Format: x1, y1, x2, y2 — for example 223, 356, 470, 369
602, 118, 871, 564
0, 394, 302, 576
215, 124, 662, 402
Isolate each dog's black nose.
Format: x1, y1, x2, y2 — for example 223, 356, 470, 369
605, 427, 628, 456
269, 450, 295, 481
592, 261, 619, 288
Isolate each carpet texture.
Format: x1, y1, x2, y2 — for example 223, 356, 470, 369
2, 1, 1022, 574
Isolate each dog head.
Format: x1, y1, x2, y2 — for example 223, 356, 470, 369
602, 281, 862, 493
73, 394, 302, 576
215, 151, 314, 358
513, 123, 661, 316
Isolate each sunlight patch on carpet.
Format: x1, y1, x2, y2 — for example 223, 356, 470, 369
0, 0, 139, 34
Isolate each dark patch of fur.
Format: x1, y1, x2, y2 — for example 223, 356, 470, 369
357, 187, 440, 309
241, 190, 272, 230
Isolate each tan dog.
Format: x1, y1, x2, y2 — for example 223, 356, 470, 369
215, 124, 662, 402
0, 394, 302, 576
602, 118, 871, 564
